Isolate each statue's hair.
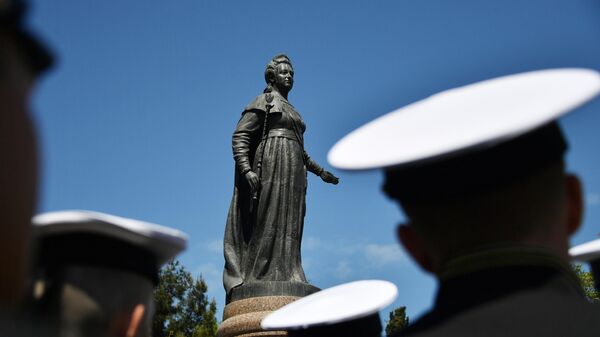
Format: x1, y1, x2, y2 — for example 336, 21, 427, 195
264, 54, 292, 93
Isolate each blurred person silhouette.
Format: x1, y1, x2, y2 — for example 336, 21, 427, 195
0, 0, 52, 317
31, 210, 188, 337
328, 69, 600, 336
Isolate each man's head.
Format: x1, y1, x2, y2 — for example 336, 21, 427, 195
387, 159, 583, 275
38, 266, 154, 337
381, 121, 583, 274
0, 0, 52, 308
31, 210, 188, 337
327, 68, 600, 277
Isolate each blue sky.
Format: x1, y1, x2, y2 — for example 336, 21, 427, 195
29, 0, 600, 323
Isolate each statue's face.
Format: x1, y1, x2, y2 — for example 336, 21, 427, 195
274, 63, 294, 92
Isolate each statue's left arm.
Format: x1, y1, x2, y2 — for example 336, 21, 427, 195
304, 151, 339, 185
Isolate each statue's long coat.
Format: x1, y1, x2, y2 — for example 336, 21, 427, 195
223, 92, 321, 295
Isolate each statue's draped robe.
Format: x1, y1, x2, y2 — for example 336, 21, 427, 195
223, 92, 322, 294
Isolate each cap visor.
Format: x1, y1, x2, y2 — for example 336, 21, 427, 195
328, 68, 600, 170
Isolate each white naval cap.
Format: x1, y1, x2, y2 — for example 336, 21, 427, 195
32, 210, 188, 283
570, 237, 600, 292
329, 68, 600, 171
328, 68, 600, 203
261, 280, 398, 337
570, 238, 600, 263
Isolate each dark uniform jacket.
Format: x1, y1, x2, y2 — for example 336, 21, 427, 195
395, 246, 600, 337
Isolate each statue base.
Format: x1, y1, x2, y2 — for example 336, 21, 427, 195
217, 296, 298, 337
227, 281, 320, 303
218, 282, 320, 337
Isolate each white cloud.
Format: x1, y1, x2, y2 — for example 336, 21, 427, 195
303, 236, 321, 251
193, 262, 222, 294
206, 239, 223, 253
364, 244, 404, 267
302, 257, 313, 271
335, 260, 352, 280
303, 239, 361, 260
304, 240, 405, 280
586, 193, 600, 206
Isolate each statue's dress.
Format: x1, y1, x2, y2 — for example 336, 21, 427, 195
223, 92, 322, 296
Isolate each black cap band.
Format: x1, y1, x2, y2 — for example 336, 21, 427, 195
38, 233, 159, 284
383, 122, 567, 203
287, 313, 382, 337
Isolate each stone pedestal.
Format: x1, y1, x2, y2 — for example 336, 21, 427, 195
217, 296, 297, 337
218, 282, 320, 337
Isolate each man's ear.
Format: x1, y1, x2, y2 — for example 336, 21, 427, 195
565, 174, 583, 236
112, 304, 145, 337
125, 304, 145, 337
397, 224, 435, 274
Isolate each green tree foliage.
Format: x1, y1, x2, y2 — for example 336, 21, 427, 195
574, 264, 599, 303
153, 260, 218, 337
385, 306, 409, 336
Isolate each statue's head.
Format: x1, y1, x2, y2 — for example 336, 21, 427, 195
264, 54, 294, 94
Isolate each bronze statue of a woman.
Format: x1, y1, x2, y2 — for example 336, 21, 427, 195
223, 54, 338, 302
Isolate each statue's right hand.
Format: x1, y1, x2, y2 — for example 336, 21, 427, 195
245, 171, 259, 192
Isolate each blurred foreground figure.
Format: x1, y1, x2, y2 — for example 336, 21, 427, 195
329, 69, 600, 336
261, 280, 397, 337
0, 0, 52, 314
32, 210, 188, 337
